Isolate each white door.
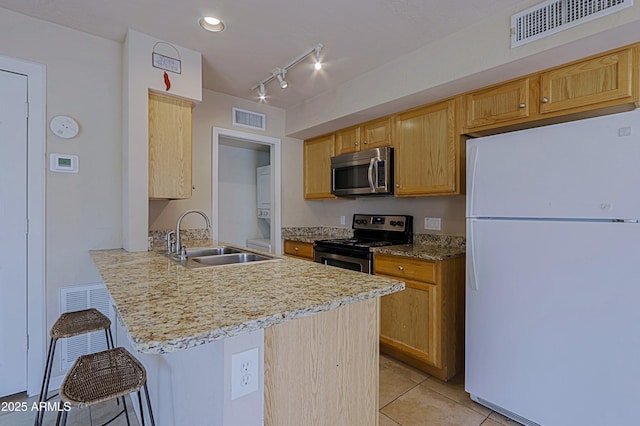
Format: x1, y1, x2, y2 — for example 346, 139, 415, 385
0, 69, 28, 397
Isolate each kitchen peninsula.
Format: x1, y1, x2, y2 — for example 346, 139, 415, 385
90, 241, 404, 426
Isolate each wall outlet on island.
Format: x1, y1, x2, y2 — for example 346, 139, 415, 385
231, 347, 259, 400
340, 215, 346, 226
424, 217, 441, 231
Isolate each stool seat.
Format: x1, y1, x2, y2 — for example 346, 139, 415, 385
61, 347, 146, 407
50, 308, 111, 339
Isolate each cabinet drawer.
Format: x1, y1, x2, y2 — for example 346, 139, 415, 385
374, 254, 436, 283
284, 240, 314, 260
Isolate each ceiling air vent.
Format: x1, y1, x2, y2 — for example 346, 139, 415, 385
232, 107, 266, 131
511, 0, 633, 48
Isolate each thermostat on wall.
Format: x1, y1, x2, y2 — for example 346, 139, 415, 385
50, 153, 79, 173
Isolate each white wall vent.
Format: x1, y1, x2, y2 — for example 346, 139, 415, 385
233, 107, 266, 131
511, 0, 633, 47
59, 283, 115, 370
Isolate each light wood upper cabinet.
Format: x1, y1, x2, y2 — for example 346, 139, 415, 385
148, 92, 192, 199
375, 253, 465, 381
303, 134, 336, 200
394, 99, 460, 197
334, 126, 360, 155
464, 78, 531, 129
540, 47, 635, 115
463, 45, 640, 133
334, 117, 393, 155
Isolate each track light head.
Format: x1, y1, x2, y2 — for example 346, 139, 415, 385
258, 83, 266, 100
276, 69, 288, 89
314, 43, 323, 70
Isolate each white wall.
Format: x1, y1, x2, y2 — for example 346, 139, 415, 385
217, 144, 270, 247
123, 29, 202, 252
149, 89, 286, 231
286, 1, 640, 138
0, 8, 122, 378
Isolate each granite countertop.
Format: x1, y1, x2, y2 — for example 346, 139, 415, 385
372, 243, 466, 261
90, 240, 404, 355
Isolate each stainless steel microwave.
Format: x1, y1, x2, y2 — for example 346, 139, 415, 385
331, 147, 393, 197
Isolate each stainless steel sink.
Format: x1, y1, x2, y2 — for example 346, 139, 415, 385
162, 246, 277, 269
186, 246, 242, 257
192, 252, 272, 266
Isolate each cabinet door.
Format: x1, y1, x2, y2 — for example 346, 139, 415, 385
395, 99, 457, 196
361, 117, 392, 149
464, 78, 531, 129
303, 134, 336, 199
148, 92, 192, 199
335, 126, 360, 155
540, 48, 634, 114
380, 278, 441, 368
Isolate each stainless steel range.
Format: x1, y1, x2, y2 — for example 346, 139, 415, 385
314, 214, 413, 274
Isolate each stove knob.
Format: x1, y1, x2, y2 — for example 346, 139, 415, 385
390, 221, 396, 226
397, 221, 404, 227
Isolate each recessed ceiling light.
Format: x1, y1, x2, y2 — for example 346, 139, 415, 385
199, 16, 225, 32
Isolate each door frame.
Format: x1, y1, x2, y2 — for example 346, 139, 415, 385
211, 127, 282, 255
0, 54, 46, 396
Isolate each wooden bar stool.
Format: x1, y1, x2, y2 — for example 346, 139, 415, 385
34, 308, 114, 426
55, 347, 155, 426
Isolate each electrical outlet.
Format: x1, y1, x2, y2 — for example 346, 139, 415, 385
231, 347, 259, 400
424, 217, 442, 231
340, 215, 346, 226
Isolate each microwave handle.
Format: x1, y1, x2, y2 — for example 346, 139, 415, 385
367, 158, 376, 192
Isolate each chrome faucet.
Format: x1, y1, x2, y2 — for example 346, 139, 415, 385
174, 209, 211, 257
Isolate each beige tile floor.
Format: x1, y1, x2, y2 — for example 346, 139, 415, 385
379, 354, 523, 426
1, 354, 522, 425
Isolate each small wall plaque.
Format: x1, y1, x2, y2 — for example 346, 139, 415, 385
152, 52, 182, 74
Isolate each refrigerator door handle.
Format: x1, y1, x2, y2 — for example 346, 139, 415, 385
467, 219, 478, 290
467, 144, 479, 217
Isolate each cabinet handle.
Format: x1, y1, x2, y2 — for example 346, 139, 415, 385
519, 103, 526, 108
398, 266, 404, 271
541, 97, 549, 103
396, 183, 400, 188
363, 140, 368, 145
294, 247, 299, 251
355, 142, 359, 146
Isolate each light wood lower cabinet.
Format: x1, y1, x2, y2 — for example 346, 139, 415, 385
374, 253, 465, 381
283, 240, 314, 261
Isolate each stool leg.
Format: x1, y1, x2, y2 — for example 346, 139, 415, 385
143, 384, 156, 426
55, 409, 67, 426
122, 396, 131, 426
105, 329, 122, 409
137, 391, 146, 426
34, 337, 57, 426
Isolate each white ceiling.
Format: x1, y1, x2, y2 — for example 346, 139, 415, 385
0, 0, 533, 109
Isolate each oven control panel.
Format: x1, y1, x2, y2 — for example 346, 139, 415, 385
352, 214, 411, 232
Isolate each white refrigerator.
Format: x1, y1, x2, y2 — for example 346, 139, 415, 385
465, 110, 640, 426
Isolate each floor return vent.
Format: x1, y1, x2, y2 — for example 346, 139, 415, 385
59, 283, 115, 370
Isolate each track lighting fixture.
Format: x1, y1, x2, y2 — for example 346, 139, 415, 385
251, 43, 323, 101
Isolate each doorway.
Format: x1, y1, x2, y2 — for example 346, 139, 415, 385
211, 128, 282, 254
0, 55, 46, 397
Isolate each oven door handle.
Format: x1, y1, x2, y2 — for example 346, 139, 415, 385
367, 158, 376, 192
